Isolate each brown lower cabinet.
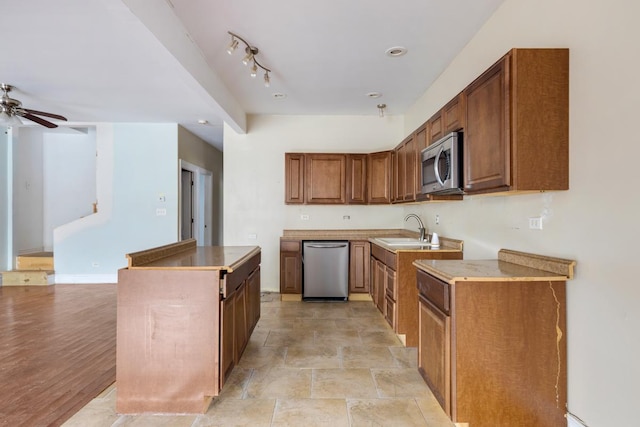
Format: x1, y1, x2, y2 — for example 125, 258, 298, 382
280, 239, 371, 296
416, 266, 568, 427
370, 242, 462, 346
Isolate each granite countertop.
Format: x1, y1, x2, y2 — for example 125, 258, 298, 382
281, 229, 463, 253
126, 246, 261, 272
413, 249, 576, 284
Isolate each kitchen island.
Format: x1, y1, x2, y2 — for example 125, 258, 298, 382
116, 239, 261, 414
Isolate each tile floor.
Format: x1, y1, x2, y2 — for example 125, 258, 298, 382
63, 293, 454, 426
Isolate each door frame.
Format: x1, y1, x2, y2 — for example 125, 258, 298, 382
179, 160, 213, 246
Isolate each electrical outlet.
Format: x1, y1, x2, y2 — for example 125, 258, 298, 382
91, 262, 99, 268
343, 215, 350, 220
301, 214, 309, 220
529, 217, 543, 230
435, 214, 440, 225
156, 208, 167, 216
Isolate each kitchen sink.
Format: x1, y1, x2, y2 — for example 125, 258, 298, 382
375, 237, 431, 247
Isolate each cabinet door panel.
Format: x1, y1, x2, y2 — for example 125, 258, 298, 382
367, 151, 392, 204
464, 55, 510, 193
305, 154, 347, 204
233, 283, 247, 363
443, 93, 465, 133
347, 154, 367, 204
349, 241, 370, 293
418, 295, 451, 415
403, 136, 416, 201
284, 153, 305, 204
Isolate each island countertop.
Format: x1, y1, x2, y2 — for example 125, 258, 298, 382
125, 240, 260, 272
413, 249, 576, 284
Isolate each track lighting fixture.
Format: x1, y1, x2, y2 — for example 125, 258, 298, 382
227, 31, 272, 88
377, 103, 387, 117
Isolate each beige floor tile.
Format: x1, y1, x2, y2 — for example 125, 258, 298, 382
61, 397, 121, 427
285, 345, 341, 368
315, 328, 362, 347
254, 316, 296, 330
271, 398, 349, 427
194, 398, 276, 427
216, 367, 253, 399
359, 329, 404, 347
340, 316, 390, 331
389, 346, 418, 368
273, 305, 316, 318
349, 303, 380, 317
415, 395, 456, 426
117, 414, 197, 427
264, 329, 316, 347
310, 303, 353, 319
291, 317, 341, 331
237, 345, 286, 369
342, 345, 398, 369
245, 367, 312, 399
372, 368, 433, 397
347, 398, 429, 426
311, 368, 379, 399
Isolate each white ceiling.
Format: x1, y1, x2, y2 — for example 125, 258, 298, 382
1, 0, 504, 150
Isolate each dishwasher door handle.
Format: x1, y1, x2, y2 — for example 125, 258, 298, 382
305, 244, 348, 249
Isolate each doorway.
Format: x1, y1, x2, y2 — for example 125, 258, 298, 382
179, 160, 213, 246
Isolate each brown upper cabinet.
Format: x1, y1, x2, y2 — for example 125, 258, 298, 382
347, 154, 367, 204
368, 151, 392, 204
463, 48, 569, 194
284, 153, 305, 204
305, 153, 347, 204
285, 152, 369, 205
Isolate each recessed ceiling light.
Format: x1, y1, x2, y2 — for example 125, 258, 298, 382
272, 93, 287, 99
197, 119, 209, 125
385, 46, 408, 57
366, 92, 382, 99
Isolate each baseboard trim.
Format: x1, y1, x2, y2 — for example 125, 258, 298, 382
53, 274, 117, 284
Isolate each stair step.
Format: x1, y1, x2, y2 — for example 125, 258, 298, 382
16, 252, 54, 271
1, 270, 54, 286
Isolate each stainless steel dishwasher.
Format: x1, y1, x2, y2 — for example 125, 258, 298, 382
302, 241, 349, 301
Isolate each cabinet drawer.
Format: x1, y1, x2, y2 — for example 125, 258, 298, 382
371, 243, 386, 261
280, 240, 301, 252
417, 269, 450, 314
385, 268, 397, 300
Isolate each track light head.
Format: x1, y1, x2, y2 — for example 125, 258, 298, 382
227, 38, 239, 55
264, 71, 271, 88
250, 62, 258, 78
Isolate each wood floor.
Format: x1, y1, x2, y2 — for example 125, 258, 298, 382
0, 284, 117, 427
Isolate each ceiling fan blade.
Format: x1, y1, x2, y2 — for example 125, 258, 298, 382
19, 112, 58, 128
22, 108, 67, 121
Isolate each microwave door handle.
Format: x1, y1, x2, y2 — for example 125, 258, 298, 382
434, 146, 446, 186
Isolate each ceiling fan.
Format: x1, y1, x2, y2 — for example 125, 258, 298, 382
0, 84, 67, 128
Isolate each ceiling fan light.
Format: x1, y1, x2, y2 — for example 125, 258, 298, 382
227, 38, 239, 55
264, 71, 271, 88
0, 109, 23, 126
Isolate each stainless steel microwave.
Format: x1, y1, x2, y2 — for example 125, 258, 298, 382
420, 132, 463, 195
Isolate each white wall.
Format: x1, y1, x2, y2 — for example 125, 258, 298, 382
223, 115, 405, 292
54, 124, 179, 283
402, 0, 640, 425
0, 127, 11, 270
43, 129, 97, 251
13, 127, 44, 254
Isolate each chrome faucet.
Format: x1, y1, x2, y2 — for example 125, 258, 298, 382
404, 214, 427, 242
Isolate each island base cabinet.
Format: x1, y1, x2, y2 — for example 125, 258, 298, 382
417, 269, 567, 427
116, 269, 220, 414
